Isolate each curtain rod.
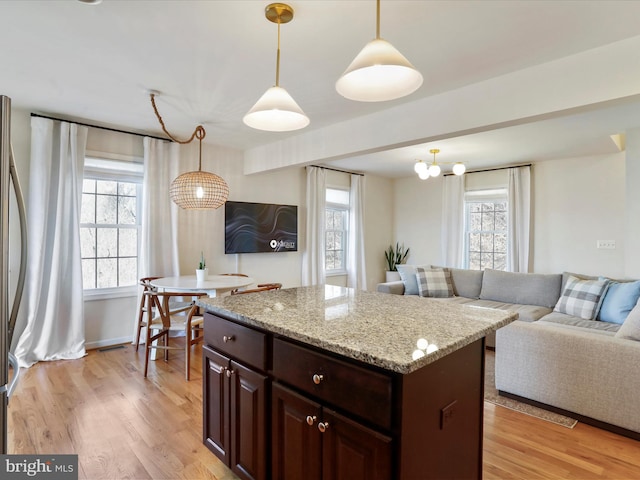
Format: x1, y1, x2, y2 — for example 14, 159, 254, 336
444, 163, 532, 176
30, 113, 168, 142
310, 164, 365, 176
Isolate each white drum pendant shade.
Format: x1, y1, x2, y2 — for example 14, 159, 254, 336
243, 86, 310, 132
336, 38, 423, 102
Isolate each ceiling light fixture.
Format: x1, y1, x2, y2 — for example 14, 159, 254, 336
150, 93, 229, 210
243, 3, 310, 132
336, 0, 423, 102
414, 149, 466, 180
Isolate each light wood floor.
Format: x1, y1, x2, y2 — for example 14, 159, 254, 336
8, 342, 640, 480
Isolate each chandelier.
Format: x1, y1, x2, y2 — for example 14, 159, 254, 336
414, 149, 466, 180
150, 93, 229, 210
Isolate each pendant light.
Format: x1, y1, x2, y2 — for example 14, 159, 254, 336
150, 93, 229, 210
243, 3, 309, 132
336, 0, 423, 102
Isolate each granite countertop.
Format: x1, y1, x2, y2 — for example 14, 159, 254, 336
197, 285, 517, 374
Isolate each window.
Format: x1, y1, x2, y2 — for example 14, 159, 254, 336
80, 157, 143, 293
325, 188, 349, 275
464, 189, 508, 271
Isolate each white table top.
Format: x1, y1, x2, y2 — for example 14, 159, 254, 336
151, 275, 254, 297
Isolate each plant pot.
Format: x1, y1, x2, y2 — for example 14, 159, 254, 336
386, 271, 401, 282
196, 268, 208, 282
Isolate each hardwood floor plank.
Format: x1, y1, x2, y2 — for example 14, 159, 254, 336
7, 343, 640, 480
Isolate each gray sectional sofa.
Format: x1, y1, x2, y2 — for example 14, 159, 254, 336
376, 267, 640, 439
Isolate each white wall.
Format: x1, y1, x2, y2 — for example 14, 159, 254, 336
393, 152, 629, 278
394, 175, 444, 266
176, 140, 306, 288
532, 153, 626, 277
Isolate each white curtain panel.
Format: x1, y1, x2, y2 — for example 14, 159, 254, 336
301, 166, 326, 286
507, 166, 531, 272
134, 138, 182, 342
347, 174, 367, 290
13, 118, 88, 367
139, 137, 181, 278
441, 174, 465, 268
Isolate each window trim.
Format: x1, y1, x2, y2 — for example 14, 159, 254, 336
325, 187, 350, 277
81, 158, 143, 298
463, 188, 508, 271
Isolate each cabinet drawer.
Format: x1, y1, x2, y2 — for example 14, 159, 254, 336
204, 313, 267, 371
272, 338, 393, 430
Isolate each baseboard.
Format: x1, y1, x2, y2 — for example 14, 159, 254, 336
498, 390, 640, 441
85, 336, 133, 351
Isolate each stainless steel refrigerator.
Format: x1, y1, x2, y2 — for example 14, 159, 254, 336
0, 95, 27, 453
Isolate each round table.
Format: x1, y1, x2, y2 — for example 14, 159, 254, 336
150, 274, 254, 297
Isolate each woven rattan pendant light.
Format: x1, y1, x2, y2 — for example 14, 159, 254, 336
150, 93, 229, 210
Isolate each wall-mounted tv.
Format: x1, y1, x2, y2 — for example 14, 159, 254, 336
225, 201, 298, 254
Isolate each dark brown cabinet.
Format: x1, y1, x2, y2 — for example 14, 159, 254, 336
203, 345, 268, 480
272, 382, 391, 480
204, 311, 486, 480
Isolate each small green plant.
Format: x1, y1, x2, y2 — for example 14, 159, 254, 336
384, 242, 410, 271
198, 251, 206, 270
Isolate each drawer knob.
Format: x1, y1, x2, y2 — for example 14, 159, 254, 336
226, 369, 234, 378
312, 374, 324, 385
223, 335, 235, 343
318, 422, 329, 433
306, 415, 317, 426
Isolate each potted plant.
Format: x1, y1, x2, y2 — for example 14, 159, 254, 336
196, 251, 208, 282
384, 242, 410, 281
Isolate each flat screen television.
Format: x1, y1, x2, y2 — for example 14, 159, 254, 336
225, 201, 298, 254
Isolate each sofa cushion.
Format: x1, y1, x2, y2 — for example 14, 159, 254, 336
397, 264, 429, 296
480, 269, 562, 308
432, 266, 484, 299
540, 312, 620, 333
598, 280, 640, 324
553, 275, 610, 320
376, 280, 405, 295
416, 267, 453, 298
616, 297, 640, 341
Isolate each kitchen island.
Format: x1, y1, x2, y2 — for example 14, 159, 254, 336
197, 285, 517, 480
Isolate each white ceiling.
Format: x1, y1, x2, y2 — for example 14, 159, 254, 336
2, 0, 640, 178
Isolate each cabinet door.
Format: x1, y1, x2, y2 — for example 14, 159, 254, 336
230, 360, 268, 480
321, 408, 392, 480
272, 383, 322, 480
203, 346, 230, 464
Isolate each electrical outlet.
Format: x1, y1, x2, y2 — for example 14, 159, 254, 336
597, 240, 616, 249
440, 400, 457, 430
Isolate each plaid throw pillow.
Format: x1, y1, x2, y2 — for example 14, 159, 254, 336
554, 275, 609, 320
416, 267, 454, 298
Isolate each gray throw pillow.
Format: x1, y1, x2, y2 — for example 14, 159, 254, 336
416, 267, 454, 298
615, 297, 640, 341
554, 275, 609, 320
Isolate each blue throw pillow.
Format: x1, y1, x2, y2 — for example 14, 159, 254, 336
598, 280, 640, 324
396, 264, 429, 296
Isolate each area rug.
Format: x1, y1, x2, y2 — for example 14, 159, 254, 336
484, 351, 578, 429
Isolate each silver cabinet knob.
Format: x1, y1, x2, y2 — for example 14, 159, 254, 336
226, 369, 234, 378
306, 415, 317, 426
312, 374, 324, 385
318, 422, 329, 433
223, 335, 235, 343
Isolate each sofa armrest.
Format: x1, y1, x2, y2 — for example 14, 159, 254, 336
496, 320, 640, 433
376, 281, 405, 295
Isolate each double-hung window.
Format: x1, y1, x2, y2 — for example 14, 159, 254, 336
325, 188, 349, 275
464, 189, 508, 271
80, 157, 143, 297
